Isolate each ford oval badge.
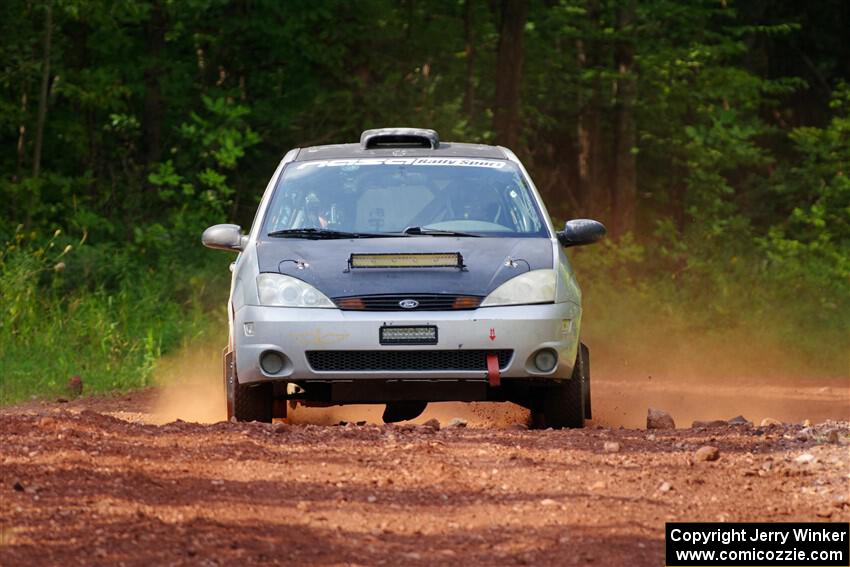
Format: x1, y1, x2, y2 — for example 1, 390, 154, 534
399, 299, 419, 309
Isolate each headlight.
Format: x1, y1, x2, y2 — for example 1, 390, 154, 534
480, 269, 556, 307
256, 273, 335, 308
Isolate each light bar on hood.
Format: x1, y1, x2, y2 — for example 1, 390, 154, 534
348, 252, 463, 269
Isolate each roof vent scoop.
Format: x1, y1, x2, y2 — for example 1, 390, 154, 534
360, 128, 440, 150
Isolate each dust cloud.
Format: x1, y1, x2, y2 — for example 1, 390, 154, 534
151, 328, 848, 428
587, 320, 849, 428
152, 341, 226, 424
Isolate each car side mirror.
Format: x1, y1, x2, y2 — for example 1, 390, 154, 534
556, 219, 607, 247
202, 224, 247, 252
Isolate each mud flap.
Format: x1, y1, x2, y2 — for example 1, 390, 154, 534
272, 398, 288, 420
581, 343, 592, 419
223, 347, 234, 420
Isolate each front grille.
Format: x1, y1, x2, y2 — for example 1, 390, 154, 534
306, 350, 513, 372
334, 294, 482, 311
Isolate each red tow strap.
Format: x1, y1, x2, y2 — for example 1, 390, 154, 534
486, 353, 500, 387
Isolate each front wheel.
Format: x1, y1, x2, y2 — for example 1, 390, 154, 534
224, 349, 273, 423
531, 343, 589, 429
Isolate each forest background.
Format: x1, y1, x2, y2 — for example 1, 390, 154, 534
1, 0, 848, 403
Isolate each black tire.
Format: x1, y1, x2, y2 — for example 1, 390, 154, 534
224, 349, 273, 423
533, 344, 588, 429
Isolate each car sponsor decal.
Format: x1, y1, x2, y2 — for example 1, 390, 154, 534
288, 329, 350, 346
295, 157, 506, 170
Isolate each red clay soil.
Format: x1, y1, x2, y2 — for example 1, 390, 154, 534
0, 395, 848, 566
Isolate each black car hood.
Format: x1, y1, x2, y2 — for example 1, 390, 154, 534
255, 237, 553, 298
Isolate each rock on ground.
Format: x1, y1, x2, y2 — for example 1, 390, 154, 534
694, 446, 720, 462
647, 408, 675, 430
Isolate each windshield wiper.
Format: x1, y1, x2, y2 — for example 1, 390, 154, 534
401, 226, 481, 237
267, 228, 396, 239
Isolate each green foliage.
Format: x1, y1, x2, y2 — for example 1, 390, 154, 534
0, 228, 229, 404
772, 85, 850, 255
571, 232, 848, 378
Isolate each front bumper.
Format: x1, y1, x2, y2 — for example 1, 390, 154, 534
233, 302, 581, 385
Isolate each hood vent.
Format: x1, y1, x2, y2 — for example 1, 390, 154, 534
360, 128, 440, 149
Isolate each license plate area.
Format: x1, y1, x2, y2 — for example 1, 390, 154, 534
379, 325, 438, 345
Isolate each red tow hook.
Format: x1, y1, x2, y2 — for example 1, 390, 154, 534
486, 353, 500, 387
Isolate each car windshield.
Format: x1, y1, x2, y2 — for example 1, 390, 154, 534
262, 158, 548, 237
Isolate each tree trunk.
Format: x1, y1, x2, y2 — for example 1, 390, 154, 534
143, 1, 166, 165
33, 3, 52, 178
575, 0, 607, 219
576, 38, 590, 213
493, 0, 528, 148
66, 19, 98, 184
16, 93, 28, 182
462, 0, 476, 119
611, 0, 637, 237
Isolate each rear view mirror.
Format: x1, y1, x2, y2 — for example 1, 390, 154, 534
557, 219, 606, 247
202, 224, 247, 252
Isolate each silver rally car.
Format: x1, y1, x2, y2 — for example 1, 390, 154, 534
203, 128, 605, 428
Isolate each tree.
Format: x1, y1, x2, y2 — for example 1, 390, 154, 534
463, 0, 477, 119
610, 0, 636, 236
493, 0, 528, 148
142, 1, 165, 165
32, 2, 52, 178
576, 0, 608, 220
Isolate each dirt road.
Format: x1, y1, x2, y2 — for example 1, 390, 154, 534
1, 388, 848, 566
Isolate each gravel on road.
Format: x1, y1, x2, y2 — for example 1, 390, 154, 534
1, 394, 848, 566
